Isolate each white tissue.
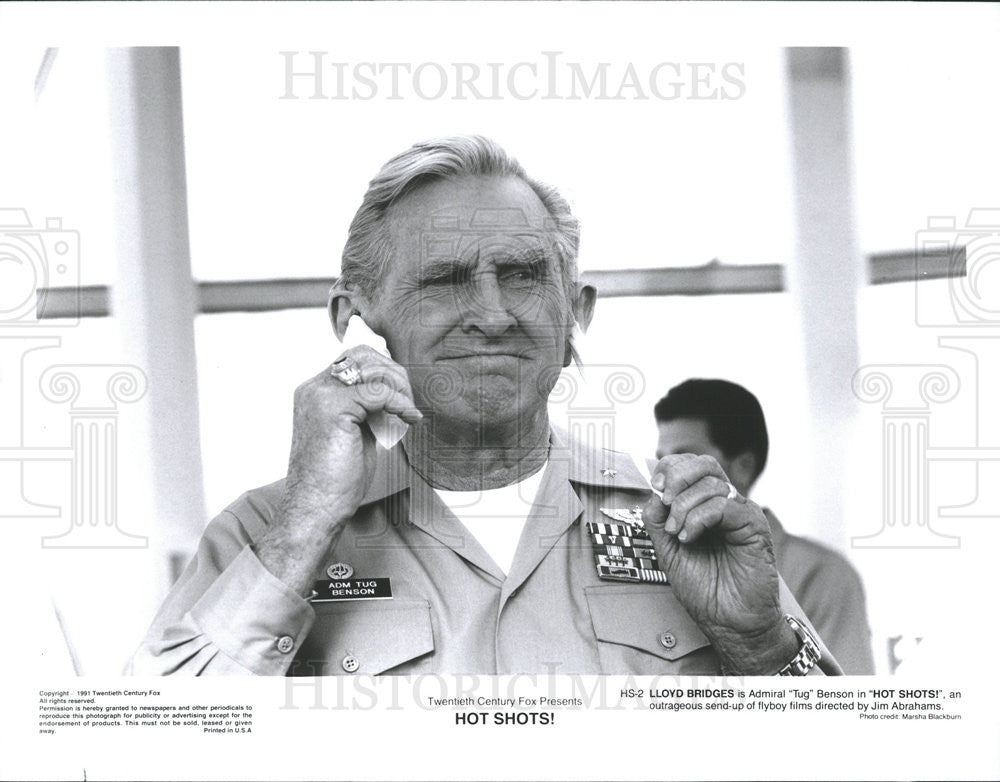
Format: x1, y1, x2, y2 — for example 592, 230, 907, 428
630, 450, 661, 497
338, 315, 410, 449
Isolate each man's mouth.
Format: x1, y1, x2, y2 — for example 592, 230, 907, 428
438, 344, 529, 360
440, 351, 524, 359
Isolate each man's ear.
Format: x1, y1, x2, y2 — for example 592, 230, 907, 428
563, 283, 598, 368
573, 283, 597, 333
328, 285, 360, 342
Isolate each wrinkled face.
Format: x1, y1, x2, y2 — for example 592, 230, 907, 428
366, 175, 574, 434
655, 418, 734, 474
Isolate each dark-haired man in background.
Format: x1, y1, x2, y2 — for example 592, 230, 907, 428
654, 379, 875, 674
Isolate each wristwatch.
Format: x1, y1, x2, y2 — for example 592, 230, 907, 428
776, 614, 821, 676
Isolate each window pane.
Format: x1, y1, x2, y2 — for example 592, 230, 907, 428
6, 316, 163, 675
195, 308, 334, 513
851, 15, 1000, 255
855, 280, 994, 666
2, 49, 120, 286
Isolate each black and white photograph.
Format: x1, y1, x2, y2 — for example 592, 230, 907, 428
1, 2, 999, 780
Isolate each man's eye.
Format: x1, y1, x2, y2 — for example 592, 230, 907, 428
499, 265, 541, 285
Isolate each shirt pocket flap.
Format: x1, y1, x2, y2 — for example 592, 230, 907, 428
310, 599, 434, 674
584, 585, 710, 661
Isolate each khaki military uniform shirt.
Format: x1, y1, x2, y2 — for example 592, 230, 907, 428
131, 429, 838, 676
767, 510, 875, 674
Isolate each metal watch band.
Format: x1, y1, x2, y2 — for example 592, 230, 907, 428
776, 614, 821, 676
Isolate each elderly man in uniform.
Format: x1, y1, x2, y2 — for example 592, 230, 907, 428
132, 136, 840, 676
654, 378, 875, 674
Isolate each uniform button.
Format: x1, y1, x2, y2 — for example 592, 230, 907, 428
659, 631, 677, 650
341, 655, 359, 673
276, 635, 295, 654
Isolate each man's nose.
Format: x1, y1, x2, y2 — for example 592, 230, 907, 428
460, 272, 517, 337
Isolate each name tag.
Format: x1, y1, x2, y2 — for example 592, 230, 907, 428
309, 578, 393, 602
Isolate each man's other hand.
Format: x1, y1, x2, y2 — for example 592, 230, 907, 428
643, 453, 797, 674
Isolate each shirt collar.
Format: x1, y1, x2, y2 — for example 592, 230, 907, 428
551, 425, 651, 491
359, 424, 651, 506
